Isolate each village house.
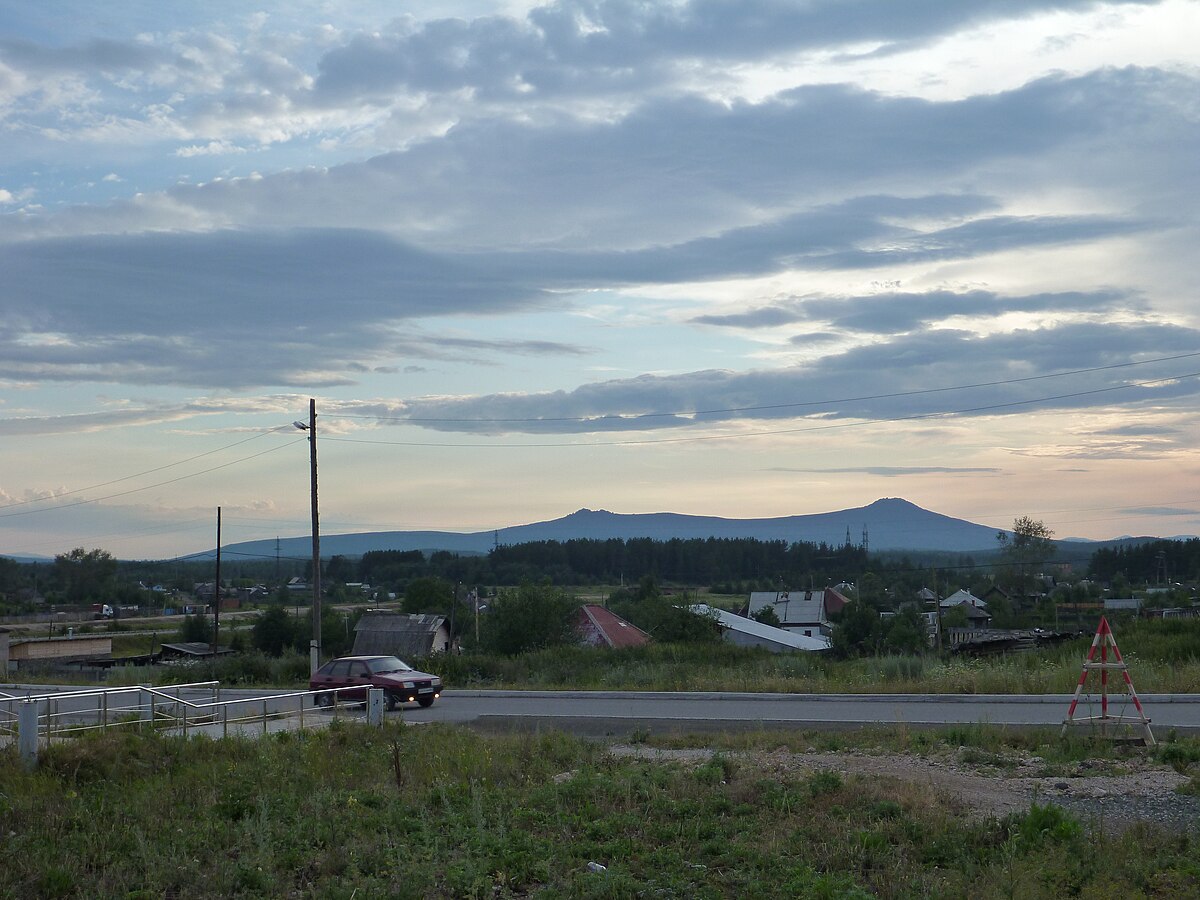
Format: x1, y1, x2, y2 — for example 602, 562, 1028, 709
745, 587, 852, 640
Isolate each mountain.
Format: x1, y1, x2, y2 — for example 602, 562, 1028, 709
206, 498, 1015, 561
0, 553, 54, 563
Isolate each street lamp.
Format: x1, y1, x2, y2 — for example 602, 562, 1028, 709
295, 399, 321, 674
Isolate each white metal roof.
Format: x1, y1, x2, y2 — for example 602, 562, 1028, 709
690, 604, 831, 651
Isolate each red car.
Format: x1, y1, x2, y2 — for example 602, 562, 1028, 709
309, 655, 442, 710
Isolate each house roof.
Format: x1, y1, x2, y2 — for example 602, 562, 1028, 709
747, 591, 832, 626
940, 589, 987, 609
691, 604, 830, 651
352, 612, 446, 658
159, 642, 234, 656
824, 587, 852, 616
575, 604, 650, 649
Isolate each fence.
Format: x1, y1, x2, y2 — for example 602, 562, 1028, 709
2, 682, 384, 767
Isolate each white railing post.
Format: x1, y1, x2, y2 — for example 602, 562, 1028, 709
18, 701, 39, 770
367, 688, 385, 726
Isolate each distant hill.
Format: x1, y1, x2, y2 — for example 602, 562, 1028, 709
0, 553, 54, 564
202, 498, 1031, 561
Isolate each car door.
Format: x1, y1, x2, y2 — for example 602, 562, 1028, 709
345, 660, 372, 700
314, 659, 352, 692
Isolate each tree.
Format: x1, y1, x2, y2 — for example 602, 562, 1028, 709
324, 554, 355, 584
882, 607, 928, 655
750, 605, 781, 628
54, 547, 117, 605
997, 517, 1055, 602
481, 581, 577, 655
179, 612, 213, 643
830, 600, 880, 658
403, 577, 453, 614
251, 605, 296, 656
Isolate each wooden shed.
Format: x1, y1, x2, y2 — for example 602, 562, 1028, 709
352, 612, 450, 659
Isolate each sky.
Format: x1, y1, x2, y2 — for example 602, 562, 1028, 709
2, 0, 1199, 560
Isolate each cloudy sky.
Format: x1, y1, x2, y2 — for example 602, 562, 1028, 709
2, 0, 1199, 559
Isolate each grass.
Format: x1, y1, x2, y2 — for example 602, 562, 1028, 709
2, 723, 1198, 898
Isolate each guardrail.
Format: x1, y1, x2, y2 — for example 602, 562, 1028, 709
2, 682, 378, 765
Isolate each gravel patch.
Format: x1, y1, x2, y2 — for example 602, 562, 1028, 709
608, 743, 1200, 832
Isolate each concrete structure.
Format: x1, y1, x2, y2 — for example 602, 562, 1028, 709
691, 604, 830, 652
8, 635, 112, 669
574, 605, 651, 649
352, 611, 450, 658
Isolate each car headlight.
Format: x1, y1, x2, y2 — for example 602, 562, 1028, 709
402, 681, 415, 689
432, 678, 442, 687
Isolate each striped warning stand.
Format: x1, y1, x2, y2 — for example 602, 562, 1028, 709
1061, 616, 1154, 745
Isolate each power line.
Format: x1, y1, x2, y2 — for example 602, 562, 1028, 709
0, 440, 304, 520
323, 369, 1200, 449
0, 426, 293, 513
330, 350, 1200, 424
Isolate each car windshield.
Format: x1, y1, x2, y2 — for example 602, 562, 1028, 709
366, 656, 412, 674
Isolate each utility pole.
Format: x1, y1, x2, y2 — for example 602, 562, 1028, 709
933, 567, 943, 652
309, 399, 321, 673
212, 506, 221, 668
295, 399, 321, 673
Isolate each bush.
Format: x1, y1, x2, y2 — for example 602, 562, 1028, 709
251, 605, 296, 657
481, 581, 577, 655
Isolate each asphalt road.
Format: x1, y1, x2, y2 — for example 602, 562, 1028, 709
415, 690, 1200, 736
7, 686, 1197, 735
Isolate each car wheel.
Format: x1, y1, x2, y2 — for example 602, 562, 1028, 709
385, 691, 399, 711
315, 692, 334, 708
418, 696, 435, 708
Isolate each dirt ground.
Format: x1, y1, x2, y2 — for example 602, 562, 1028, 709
609, 743, 1200, 833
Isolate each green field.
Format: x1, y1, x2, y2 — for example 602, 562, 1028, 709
3, 723, 1199, 898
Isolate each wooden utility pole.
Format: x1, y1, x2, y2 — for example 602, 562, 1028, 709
308, 398, 321, 674
933, 567, 943, 652
212, 506, 221, 667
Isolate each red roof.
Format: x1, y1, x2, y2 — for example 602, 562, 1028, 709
823, 587, 852, 616
575, 604, 651, 649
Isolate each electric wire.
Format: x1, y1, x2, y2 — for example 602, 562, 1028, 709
0, 426, 293, 512
323, 369, 1200, 449
0, 439, 304, 520
330, 350, 1200, 424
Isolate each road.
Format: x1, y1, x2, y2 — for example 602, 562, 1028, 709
7, 686, 1197, 735
415, 690, 1200, 735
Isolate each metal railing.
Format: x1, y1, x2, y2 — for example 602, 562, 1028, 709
2, 683, 375, 749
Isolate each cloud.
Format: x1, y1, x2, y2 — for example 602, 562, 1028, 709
696, 288, 1135, 333
0, 37, 172, 76
1119, 506, 1200, 516
8, 66, 1192, 257
175, 140, 247, 157
0, 228, 589, 388
313, 0, 1162, 101
386, 321, 1200, 434
770, 466, 1003, 476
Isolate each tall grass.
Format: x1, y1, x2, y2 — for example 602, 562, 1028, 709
2, 723, 1196, 898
